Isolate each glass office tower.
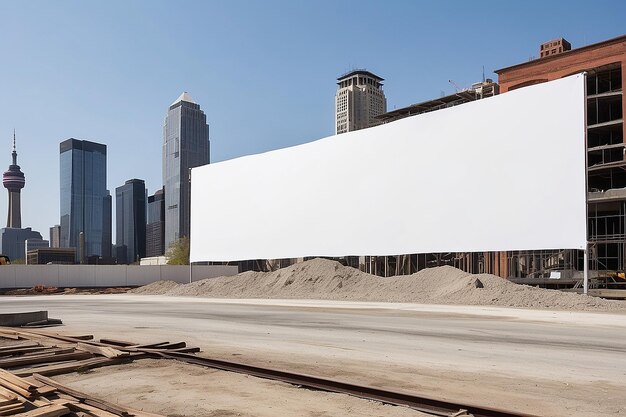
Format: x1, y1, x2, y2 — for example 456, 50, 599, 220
115, 179, 146, 264
146, 187, 165, 257
163, 92, 210, 251
59, 139, 111, 260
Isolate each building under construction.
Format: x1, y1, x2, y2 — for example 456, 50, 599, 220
363, 35, 625, 287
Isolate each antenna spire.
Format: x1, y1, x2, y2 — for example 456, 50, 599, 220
11, 130, 17, 165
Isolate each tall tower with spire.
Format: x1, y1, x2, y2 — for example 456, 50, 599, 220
163, 92, 210, 251
2, 131, 25, 228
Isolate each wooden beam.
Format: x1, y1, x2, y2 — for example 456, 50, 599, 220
76, 343, 130, 359
12, 404, 69, 417
0, 351, 92, 368
32, 374, 132, 417
0, 342, 40, 352
0, 369, 36, 391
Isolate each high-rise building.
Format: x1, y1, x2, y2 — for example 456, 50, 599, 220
3, 131, 25, 228
115, 179, 146, 264
146, 187, 165, 257
59, 139, 111, 260
335, 70, 387, 134
163, 92, 210, 250
49, 225, 61, 248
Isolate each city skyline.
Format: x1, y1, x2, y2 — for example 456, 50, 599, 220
0, 1, 625, 240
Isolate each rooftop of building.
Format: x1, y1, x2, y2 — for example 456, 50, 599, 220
376, 80, 498, 123
495, 34, 626, 74
60, 138, 107, 154
170, 91, 196, 106
337, 69, 384, 82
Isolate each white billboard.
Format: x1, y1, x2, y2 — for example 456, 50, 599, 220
190, 74, 586, 262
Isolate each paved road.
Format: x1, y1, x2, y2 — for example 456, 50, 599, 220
1, 295, 626, 416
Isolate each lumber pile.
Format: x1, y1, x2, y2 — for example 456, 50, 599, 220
0, 365, 162, 416
0, 327, 203, 416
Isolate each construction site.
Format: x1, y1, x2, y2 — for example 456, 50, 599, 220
1, 35, 626, 417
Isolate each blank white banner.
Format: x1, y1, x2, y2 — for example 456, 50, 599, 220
190, 74, 586, 262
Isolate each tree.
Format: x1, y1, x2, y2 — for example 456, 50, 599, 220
166, 237, 189, 265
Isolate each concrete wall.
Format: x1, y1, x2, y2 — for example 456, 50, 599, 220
0, 264, 238, 289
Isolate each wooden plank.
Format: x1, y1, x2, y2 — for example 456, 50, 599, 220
0, 346, 56, 357
153, 342, 185, 350
126, 342, 169, 349
65, 402, 120, 417
0, 378, 33, 399
19, 377, 56, 395
0, 352, 92, 368
17, 348, 75, 358
0, 398, 19, 407
0, 343, 40, 352
0, 387, 17, 400
97, 339, 134, 347
64, 335, 93, 341
0, 404, 24, 415
32, 375, 131, 417
0, 386, 18, 401
0, 370, 37, 391
12, 355, 138, 378
12, 404, 69, 417
31, 397, 52, 407
76, 343, 129, 359
34, 385, 56, 396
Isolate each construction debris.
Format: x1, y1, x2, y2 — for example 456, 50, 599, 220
0, 327, 207, 416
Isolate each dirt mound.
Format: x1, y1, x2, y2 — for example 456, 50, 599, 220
130, 280, 180, 295
132, 258, 625, 311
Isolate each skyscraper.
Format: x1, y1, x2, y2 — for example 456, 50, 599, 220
59, 139, 111, 261
115, 179, 146, 264
3, 131, 25, 228
335, 70, 387, 134
146, 187, 165, 257
163, 92, 210, 250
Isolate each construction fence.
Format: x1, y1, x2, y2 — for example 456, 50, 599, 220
0, 264, 238, 289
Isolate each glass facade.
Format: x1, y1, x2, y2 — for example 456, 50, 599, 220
115, 179, 146, 264
59, 139, 111, 260
163, 95, 209, 251
146, 187, 165, 257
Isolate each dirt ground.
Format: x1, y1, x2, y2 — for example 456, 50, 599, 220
56, 359, 431, 417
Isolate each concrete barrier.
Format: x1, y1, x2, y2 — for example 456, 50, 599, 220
0, 264, 239, 289
0, 311, 47, 326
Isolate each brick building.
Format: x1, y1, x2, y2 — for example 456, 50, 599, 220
493, 34, 626, 278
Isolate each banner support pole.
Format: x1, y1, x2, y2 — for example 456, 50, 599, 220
583, 245, 588, 295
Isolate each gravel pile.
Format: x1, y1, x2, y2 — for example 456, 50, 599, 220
130, 258, 626, 311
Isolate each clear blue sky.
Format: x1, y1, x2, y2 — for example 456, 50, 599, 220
0, 0, 624, 242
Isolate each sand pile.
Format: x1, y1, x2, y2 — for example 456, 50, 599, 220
131, 280, 180, 295
130, 258, 625, 311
